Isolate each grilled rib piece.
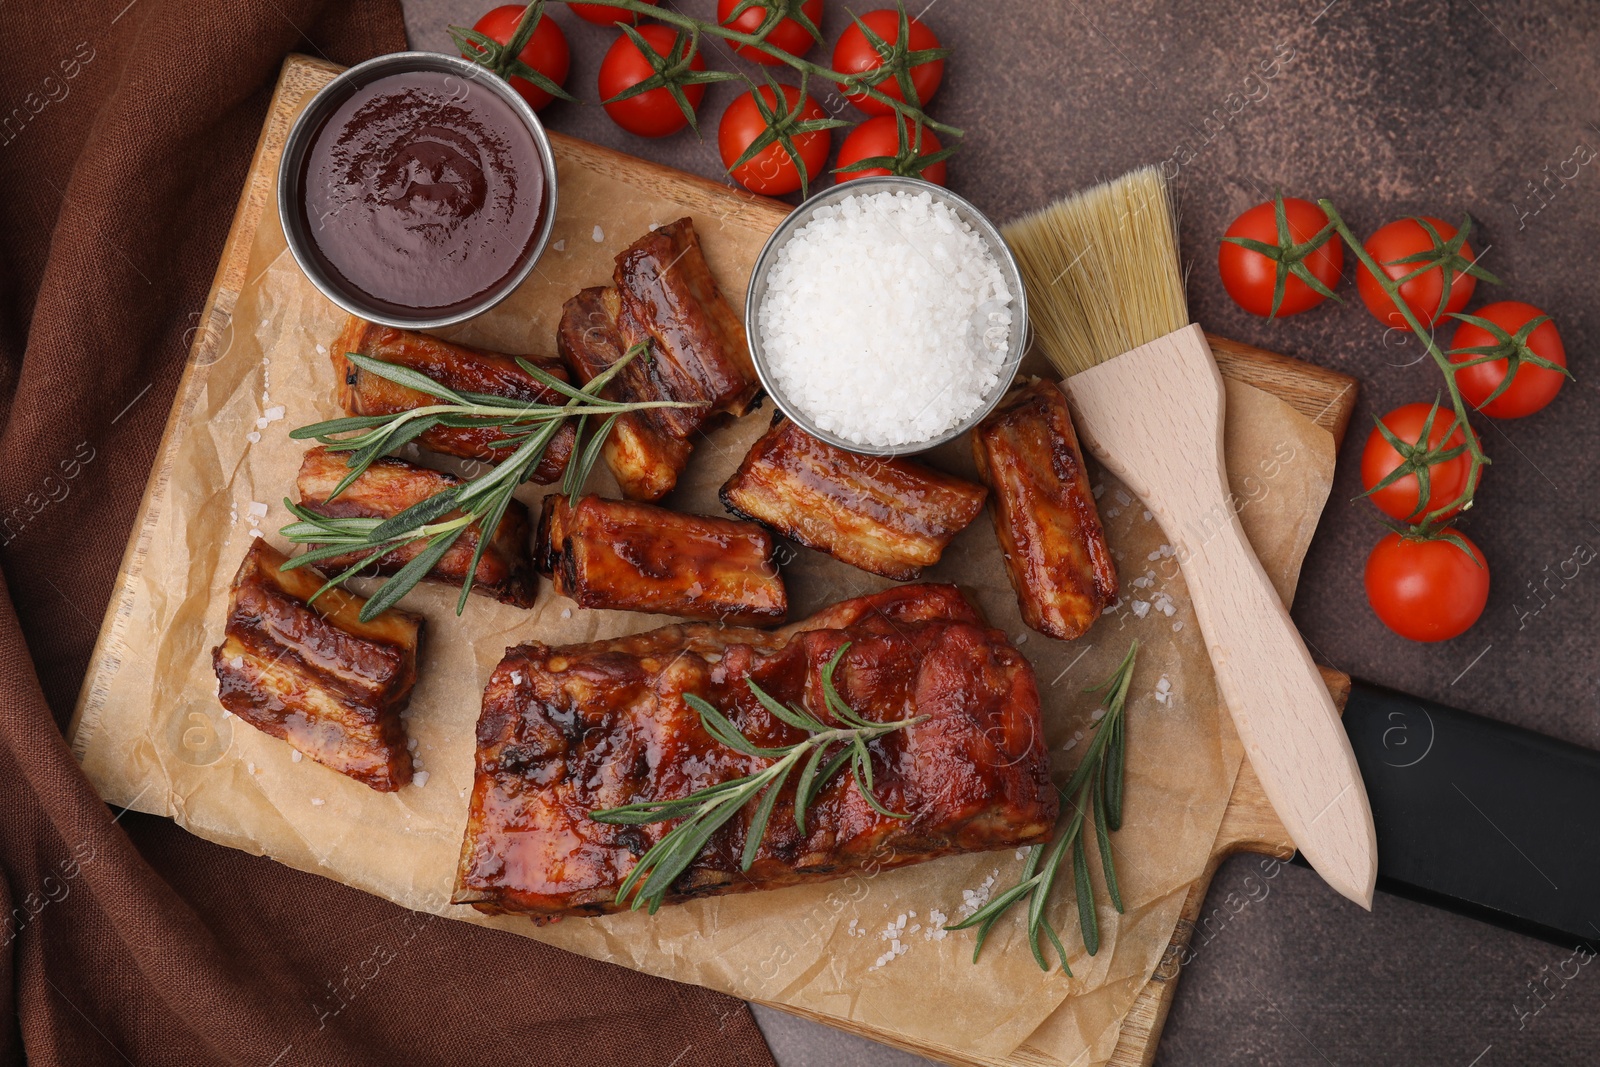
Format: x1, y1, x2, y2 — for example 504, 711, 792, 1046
296, 446, 537, 609
452, 583, 1056, 920
972, 378, 1118, 641
720, 417, 987, 580
536, 494, 786, 624
212, 540, 422, 791
330, 316, 575, 483
556, 218, 759, 501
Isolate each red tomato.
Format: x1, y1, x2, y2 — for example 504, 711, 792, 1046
463, 5, 570, 111
1360, 403, 1476, 523
718, 0, 823, 64
1216, 198, 1343, 317
1357, 216, 1479, 330
571, 0, 658, 25
1365, 531, 1489, 642
835, 115, 946, 185
831, 9, 943, 115
599, 24, 706, 137
1449, 300, 1567, 419
718, 85, 832, 195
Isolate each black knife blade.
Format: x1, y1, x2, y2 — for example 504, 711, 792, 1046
1299, 680, 1600, 946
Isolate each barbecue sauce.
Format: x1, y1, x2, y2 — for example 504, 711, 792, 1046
299, 70, 545, 316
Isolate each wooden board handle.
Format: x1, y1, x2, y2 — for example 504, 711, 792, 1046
1063, 323, 1377, 909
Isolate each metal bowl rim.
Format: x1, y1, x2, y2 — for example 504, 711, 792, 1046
276, 50, 560, 331
743, 175, 1030, 458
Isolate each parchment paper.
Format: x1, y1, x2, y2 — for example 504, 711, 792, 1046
69, 135, 1334, 1065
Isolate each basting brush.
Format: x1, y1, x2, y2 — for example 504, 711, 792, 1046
1004, 167, 1378, 908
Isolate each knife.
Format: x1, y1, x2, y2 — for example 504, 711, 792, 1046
1298, 679, 1600, 946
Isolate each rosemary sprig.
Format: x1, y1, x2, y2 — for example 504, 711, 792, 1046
279, 342, 693, 620
590, 643, 927, 914
949, 640, 1138, 972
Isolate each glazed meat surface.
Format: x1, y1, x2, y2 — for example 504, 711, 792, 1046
452, 583, 1057, 920
296, 446, 537, 609
556, 286, 693, 502
973, 378, 1118, 640
330, 316, 575, 483
720, 417, 987, 580
556, 218, 759, 501
212, 540, 422, 791
537, 494, 786, 624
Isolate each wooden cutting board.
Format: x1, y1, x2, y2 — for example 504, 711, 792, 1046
94, 54, 1359, 1067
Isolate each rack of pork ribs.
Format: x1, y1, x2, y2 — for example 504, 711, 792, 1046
452, 583, 1058, 921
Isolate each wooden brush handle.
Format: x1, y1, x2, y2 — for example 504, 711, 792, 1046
1062, 323, 1377, 908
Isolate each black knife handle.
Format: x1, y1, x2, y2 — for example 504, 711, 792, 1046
1322, 680, 1600, 947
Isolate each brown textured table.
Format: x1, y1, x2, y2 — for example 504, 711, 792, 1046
386, 3, 1600, 1063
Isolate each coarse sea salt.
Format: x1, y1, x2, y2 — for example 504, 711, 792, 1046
758, 190, 1013, 448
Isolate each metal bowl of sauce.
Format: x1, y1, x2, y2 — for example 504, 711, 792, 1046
279, 51, 558, 330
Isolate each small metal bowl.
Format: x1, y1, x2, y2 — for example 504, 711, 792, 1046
277, 51, 559, 331
744, 176, 1029, 457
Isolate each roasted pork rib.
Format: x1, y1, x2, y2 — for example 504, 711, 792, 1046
536, 494, 786, 624
720, 417, 988, 580
330, 316, 575, 483
212, 540, 422, 791
452, 583, 1056, 920
296, 446, 538, 609
972, 378, 1118, 640
556, 218, 759, 501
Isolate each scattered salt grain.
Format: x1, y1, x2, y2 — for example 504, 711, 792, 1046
1091, 483, 1105, 499
263, 405, 285, 423
1090, 707, 1106, 722
315, 344, 328, 355
1131, 599, 1150, 619
925, 908, 948, 941
1143, 510, 1153, 521
1154, 675, 1174, 706
1172, 620, 1184, 632
757, 190, 1013, 448
247, 501, 269, 519
552, 239, 566, 252
246, 762, 256, 774
248, 529, 263, 539
311, 797, 324, 806
1114, 489, 1133, 508
561, 607, 572, 619
958, 870, 999, 919
291, 750, 303, 763
246, 431, 261, 443
591, 225, 605, 243
510, 670, 524, 686
229, 656, 244, 670
413, 771, 430, 788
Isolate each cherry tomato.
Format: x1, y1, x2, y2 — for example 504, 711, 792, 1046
571, 0, 658, 25
1365, 531, 1489, 642
599, 24, 706, 138
1360, 402, 1476, 523
463, 5, 570, 111
835, 115, 946, 185
718, 0, 823, 64
831, 9, 943, 115
1216, 198, 1343, 317
1448, 300, 1567, 419
1357, 216, 1479, 330
718, 84, 831, 195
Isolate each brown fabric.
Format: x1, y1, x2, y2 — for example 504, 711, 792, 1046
0, 2, 777, 1065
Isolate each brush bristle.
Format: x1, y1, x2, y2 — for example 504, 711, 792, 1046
1002, 166, 1188, 378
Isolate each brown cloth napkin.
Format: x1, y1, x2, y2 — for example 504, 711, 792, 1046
0, 2, 778, 1064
